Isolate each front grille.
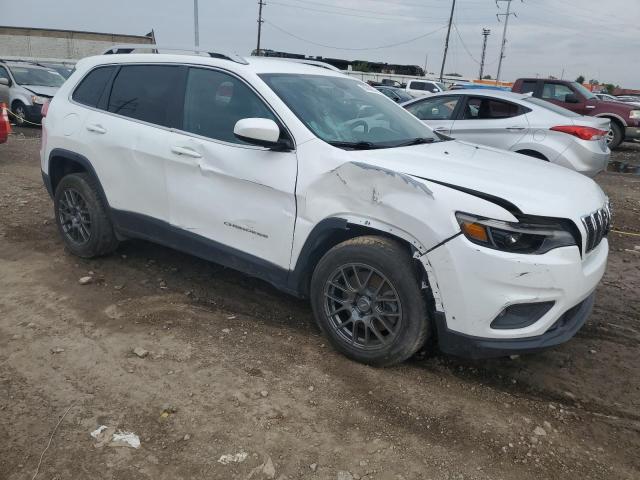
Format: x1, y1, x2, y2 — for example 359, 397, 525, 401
581, 203, 611, 253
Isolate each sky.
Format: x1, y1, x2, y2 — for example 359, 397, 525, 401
1, 0, 639, 88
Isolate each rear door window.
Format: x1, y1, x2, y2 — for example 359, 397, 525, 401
182, 67, 276, 145
462, 97, 522, 120
72, 66, 116, 108
107, 65, 182, 127
541, 83, 574, 102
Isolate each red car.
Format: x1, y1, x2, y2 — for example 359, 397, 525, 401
512, 78, 640, 149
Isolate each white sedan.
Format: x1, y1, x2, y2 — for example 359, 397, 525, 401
402, 90, 611, 177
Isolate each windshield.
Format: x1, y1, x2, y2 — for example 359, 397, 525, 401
260, 74, 439, 148
524, 97, 580, 117
9, 66, 65, 87
570, 82, 596, 100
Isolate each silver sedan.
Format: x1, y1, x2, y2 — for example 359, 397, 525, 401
402, 90, 610, 177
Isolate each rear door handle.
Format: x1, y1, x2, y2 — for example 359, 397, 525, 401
86, 124, 106, 134
171, 146, 202, 158
506, 126, 525, 131
586, 105, 596, 109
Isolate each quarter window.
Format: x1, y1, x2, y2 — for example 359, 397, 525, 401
406, 96, 460, 120
462, 97, 521, 120
72, 66, 115, 108
520, 81, 537, 94
182, 68, 276, 144
107, 65, 182, 126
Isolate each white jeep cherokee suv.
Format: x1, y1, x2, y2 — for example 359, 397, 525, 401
40, 47, 610, 366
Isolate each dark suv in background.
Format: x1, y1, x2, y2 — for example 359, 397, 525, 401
512, 78, 640, 149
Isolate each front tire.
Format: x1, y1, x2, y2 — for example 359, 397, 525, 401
310, 236, 430, 367
606, 122, 624, 150
12, 101, 26, 126
54, 173, 119, 258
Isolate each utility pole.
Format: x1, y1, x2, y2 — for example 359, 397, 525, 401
193, 0, 200, 48
495, 0, 520, 85
479, 28, 491, 80
423, 53, 428, 75
439, 0, 456, 82
256, 0, 266, 56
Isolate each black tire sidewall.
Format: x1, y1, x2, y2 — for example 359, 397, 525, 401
54, 173, 113, 258
310, 238, 429, 366
609, 122, 623, 150
12, 101, 26, 126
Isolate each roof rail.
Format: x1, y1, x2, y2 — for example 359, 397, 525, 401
102, 44, 249, 65
252, 56, 341, 72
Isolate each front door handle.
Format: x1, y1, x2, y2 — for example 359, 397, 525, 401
171, 146, 202, 158
506, 126, 525, 131
433, 127, 449, 132
86, 124, 106, 134
586, 105, 596, 109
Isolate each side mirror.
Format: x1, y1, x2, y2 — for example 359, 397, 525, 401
565, 94, 581, 104
0, 78, 9, 86
234, 118, 290, 149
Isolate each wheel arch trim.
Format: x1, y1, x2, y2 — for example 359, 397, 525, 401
47, 148, 110, 207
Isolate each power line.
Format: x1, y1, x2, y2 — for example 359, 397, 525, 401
264, 20, 448, 51
452, 23, 480, 65
281, 0, 437, 20
267, 0, 445, 22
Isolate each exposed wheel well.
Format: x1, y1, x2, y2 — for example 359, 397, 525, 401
516, 149, 548, 161
49, 155, 88, 194
292, 221, 422, 298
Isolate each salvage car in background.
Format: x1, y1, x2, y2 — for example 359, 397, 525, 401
403, 90, 610, 177
512, 78, 640, 149
405, 79, 445, 97
0, 60, 66, 125
375, 86, 413, 103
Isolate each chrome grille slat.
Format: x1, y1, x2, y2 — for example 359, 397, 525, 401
581, 203, 611, 253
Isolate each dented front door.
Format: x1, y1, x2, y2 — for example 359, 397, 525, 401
165, 67, 297, 270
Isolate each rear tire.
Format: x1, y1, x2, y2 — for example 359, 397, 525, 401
310, 236, 430, 367
54, 173, 119, 258
606, 121, 624, 150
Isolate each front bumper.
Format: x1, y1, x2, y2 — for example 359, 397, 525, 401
24, 103, 44, 122
423, 233, 607, 357
625, 126, 640, 140
435, 292, 595, 359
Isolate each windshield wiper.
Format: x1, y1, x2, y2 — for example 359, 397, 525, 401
394, 137, 435, 147
327, 141, 383, 150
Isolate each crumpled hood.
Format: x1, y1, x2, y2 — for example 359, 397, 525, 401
349, 140, 607, 219
22, 85, 59, 98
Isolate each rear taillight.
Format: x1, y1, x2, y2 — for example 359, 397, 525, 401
550, 125, 607, 141
41, 100, 50, 117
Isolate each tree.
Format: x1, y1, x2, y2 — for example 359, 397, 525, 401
352, 61, 371, 72
576, 75, 585, 84
483, 75, 492, 80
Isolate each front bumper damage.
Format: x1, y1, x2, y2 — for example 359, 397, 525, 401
416, 233, 607, 359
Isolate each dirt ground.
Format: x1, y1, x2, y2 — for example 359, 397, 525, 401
1, 128, 639, 480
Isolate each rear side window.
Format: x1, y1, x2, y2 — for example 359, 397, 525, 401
409, 81, 425, 90
72, 66, 115, 107
462, 97, 522, 120
107, 65, 181, 126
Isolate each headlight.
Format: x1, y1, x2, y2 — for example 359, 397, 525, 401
630, 110, 640, 120
455, 212, 577, 254
31, 95, 47, 105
